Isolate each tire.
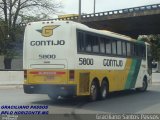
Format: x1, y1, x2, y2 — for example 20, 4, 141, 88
141, 78, 148, 91
137, 77, 148, 92
89, 81, 98, 102
99, 80, 108, 100
48, 94, 58, 101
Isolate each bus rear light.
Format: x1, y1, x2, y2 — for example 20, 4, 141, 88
24, 70, 27, 79
69, 70, 75, 81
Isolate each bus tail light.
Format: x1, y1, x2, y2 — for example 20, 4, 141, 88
24, 70, 27, 79
69, 70, 74, 81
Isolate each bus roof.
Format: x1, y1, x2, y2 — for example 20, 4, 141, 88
27, 20, 144, 44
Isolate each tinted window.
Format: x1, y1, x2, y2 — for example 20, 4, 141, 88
77, 31, 85, 51
77, 29, 145, 59
138, 44, 146, 58
117, 41, 122, 55
100, 37, 105, 53
92, 36, 99, 53
131, 43, 135, 56
127, 42, 131, 56
122, 42, 126, 56
112, 40, 117, 54
106, 39, 111, 54
85, 34, 92, 52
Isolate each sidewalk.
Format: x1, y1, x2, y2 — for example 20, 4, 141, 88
0, 84, 23, 89
151, 82, 160, 85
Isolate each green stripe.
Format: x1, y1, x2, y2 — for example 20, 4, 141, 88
130, 59, 142, 88
125, 58, 142, 89
125, 59, 136, 89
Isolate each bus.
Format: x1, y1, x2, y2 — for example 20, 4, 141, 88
152, 61, 160, 73
23, 21, 152, 101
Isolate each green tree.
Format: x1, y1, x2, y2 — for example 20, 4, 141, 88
139, 35, 160, 61
0, 0, 62, 69
19, 13, 51, 23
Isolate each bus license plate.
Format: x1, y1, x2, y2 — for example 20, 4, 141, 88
46, 76, 54, 80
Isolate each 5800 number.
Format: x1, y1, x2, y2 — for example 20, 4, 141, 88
79, 58, 94, 65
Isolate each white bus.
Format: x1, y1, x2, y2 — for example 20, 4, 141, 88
23, 21, 152, 101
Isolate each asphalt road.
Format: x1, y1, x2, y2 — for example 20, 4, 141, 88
0, 84, 160, 114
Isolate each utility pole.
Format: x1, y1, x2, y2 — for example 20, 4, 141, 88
94, 0, 96, 14
79, 0, 81, 22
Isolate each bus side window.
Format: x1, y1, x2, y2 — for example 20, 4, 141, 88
92, 36, 99, 53
126, 42, 131, 57
77, 31, 85, 52
136, 44, 145, 59
117, 40, 122, 56
122, 42, 126, 56
106, 39, 111, 54
131, 43, 135, 57
100, 37, 106, 54
85, 34, 92, 52
111, 40, 117, 55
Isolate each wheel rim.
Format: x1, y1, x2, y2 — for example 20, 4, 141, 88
91, 84, 96, 100
102, 86, 107, 98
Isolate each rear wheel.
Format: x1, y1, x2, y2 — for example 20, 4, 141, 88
89, 81, 98, 101
99, 81, 108, 100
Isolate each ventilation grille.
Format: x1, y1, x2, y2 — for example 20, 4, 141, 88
79, 73, 90, 93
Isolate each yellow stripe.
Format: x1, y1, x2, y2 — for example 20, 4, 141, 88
25, 59, 133, 96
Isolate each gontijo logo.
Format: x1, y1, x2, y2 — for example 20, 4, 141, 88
37, 25, 60, 37
31, 25, 65, 46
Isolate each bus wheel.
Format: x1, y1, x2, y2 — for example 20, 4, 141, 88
48, 94, 58, 101
89, 81, 98, 102
141, 78, 148, 91
100, 81, 108, 100
137, 77, 148, 92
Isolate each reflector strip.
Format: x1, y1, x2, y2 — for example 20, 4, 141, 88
30, 71, 65, 75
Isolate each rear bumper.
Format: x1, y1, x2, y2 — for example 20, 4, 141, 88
23, 84, 76, 97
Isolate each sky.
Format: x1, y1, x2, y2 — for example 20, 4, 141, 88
59, 0, 160, 15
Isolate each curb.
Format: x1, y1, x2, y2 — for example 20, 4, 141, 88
0, 84, 23, 89
151, 82, 160, 85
